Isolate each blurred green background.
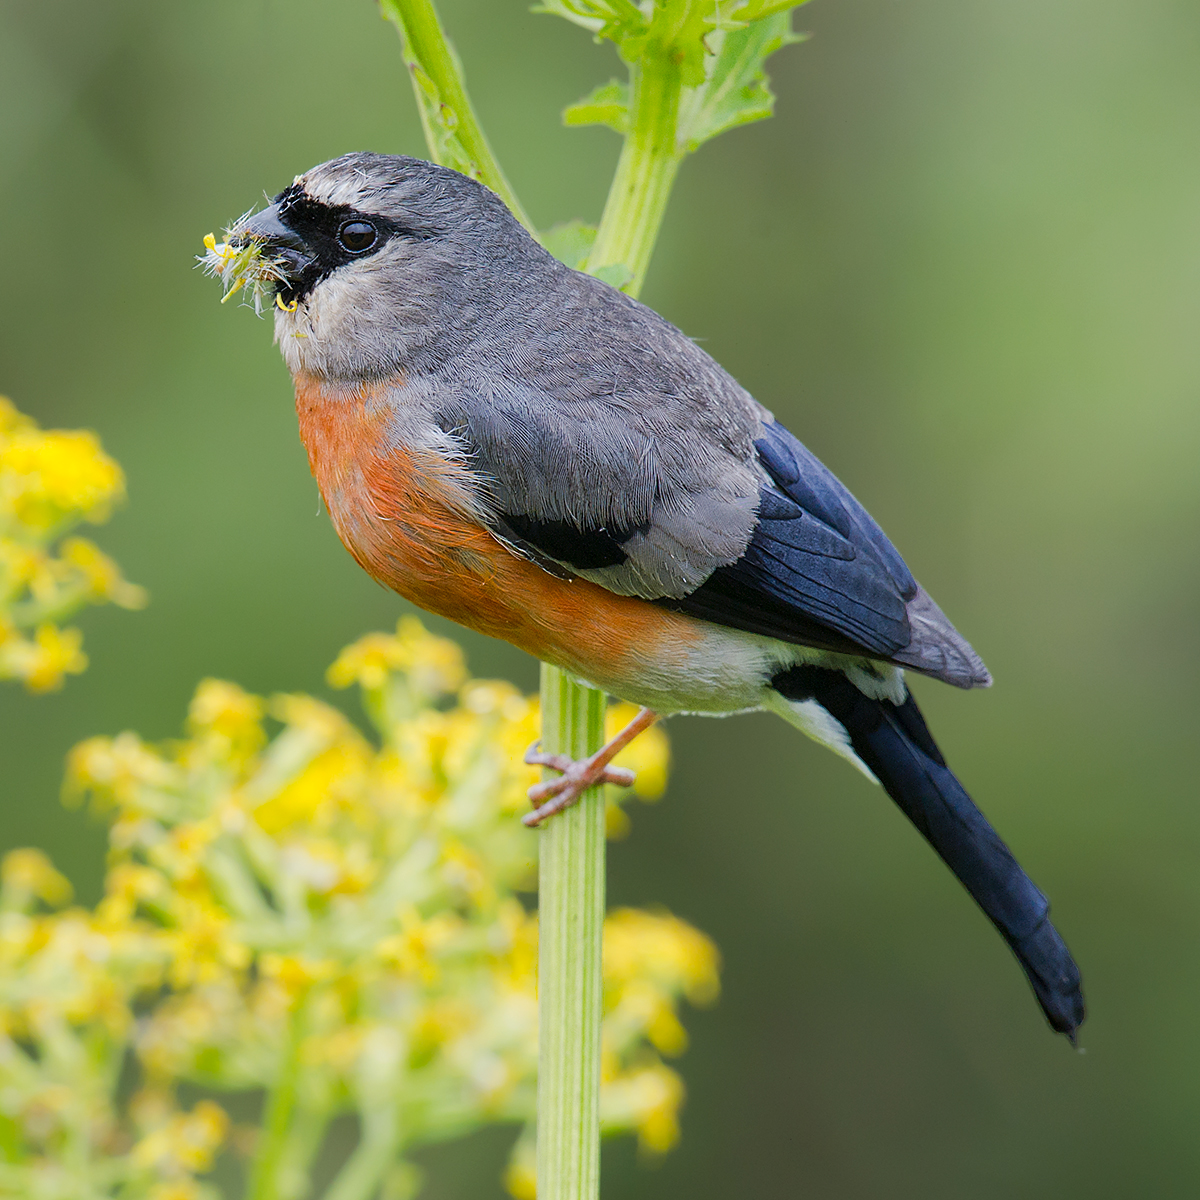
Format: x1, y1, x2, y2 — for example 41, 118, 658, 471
2, 0, 1198, 1194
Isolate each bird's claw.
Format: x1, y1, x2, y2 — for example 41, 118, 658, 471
522, 741, 635, 827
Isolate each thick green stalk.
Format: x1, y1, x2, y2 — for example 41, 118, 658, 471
536, 33, 686, 1200
379, 0, 534, 233
535, 665, 608, 1200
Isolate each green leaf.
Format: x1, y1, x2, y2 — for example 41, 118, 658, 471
592, 263, 634, 290
677, 10, 806, 152
538, 220, 598, 270
728, 0, 810, 22
563, 79, 630, 134
533, 0, 648, 46
544, 1, 808, 133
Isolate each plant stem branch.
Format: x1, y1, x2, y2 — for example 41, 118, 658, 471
245, 999, 308, 1200
380, 0, 534, 233
321, 1102, 401, 1200
587, 52, 686, 297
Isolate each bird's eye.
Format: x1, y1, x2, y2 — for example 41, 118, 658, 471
338, 221, 377, 253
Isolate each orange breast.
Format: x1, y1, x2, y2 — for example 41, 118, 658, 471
293, 374, 704, 697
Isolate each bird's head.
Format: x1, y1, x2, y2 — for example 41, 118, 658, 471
204, 153, 545, 382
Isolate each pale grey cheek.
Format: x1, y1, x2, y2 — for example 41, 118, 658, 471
273, 275, 404, 381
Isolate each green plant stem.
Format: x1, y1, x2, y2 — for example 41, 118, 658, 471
278, 1103, 332, 1199
245, 1000, 308, 1200
536, 665, 607, 1200
587, 52, 686, 295
535, 34, 686, 1200
380, 0, 534, 233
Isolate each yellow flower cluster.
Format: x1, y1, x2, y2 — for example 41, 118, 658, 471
0, 617, 714, 1198
0, 397, 145, 691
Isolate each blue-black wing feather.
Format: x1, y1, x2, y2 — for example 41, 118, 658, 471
657, 420, 919, 656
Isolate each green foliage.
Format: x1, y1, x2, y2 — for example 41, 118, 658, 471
556, 4, 806, 153
545, 1, 806, 91
677, 13, 807, 151
563, 80, 630, 135
537, 219, 636, 296
394, 34, 477, 181
539, 0, 809, 293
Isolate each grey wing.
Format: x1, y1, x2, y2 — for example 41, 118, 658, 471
432, 271, 989, 688
434, 275, 767, 599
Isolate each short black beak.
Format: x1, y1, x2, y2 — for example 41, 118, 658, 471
230, 203, 313, 277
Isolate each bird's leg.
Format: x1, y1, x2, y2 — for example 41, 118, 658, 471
523, 707, 659, 827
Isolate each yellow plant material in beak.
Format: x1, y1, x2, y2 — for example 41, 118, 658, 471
198, 219, 287, 315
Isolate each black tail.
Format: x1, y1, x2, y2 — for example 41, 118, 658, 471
773, 665, 1085, 1040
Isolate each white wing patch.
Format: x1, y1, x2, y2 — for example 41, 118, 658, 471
764, 691, 879, 784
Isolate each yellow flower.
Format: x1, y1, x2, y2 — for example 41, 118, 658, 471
148, 1184, 205, 1200
377, 908, 463, 982
60, 536, 148, 608
1, 427, 125, 528
504, 1136, 537, 1200
253, 737, 370, 834
614, 1062, 685, 1154
186, 678, 266, 758
327, 630, 413, 692
604, 908, 720, 1007
0, 849, 72, 911
0, 397, 143, 692
164, 901, 249, 988
0, 539, 42, 590
0, 617, 712, 1197
328, 615, 466, 698
409, 996, 479, 1058
0, 396, 31, 435
12, 623, 87, 691
64, 730, 177, 813
132, 1098, 229, 1175
460, 679, 533, 723
199, 223, 288, 314
260, 952, 339, 997
96, 861, 169, 926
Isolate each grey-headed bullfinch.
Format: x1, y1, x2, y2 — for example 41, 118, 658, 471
221, 152, 1084, 1040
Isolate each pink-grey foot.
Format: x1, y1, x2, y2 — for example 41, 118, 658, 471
522, 707, 659, 827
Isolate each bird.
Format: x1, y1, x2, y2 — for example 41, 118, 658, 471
221, 151, 1084, 1040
